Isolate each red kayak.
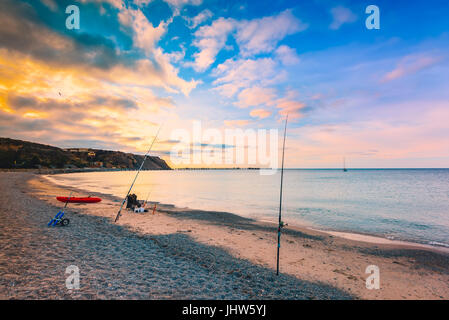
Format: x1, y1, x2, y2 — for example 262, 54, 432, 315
56, 196, 102, 204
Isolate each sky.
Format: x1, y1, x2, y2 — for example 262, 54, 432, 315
0, 0, 448, 168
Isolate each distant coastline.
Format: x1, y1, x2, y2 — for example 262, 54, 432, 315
0, 137, 171, 171
0, 167, 166, 175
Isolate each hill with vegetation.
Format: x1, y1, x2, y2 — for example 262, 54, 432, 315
0, 137, 171, 170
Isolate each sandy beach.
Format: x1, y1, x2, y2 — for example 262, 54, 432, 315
0, 172, 448, 300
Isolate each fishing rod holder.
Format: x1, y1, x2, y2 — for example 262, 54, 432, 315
279, 221, 288, 228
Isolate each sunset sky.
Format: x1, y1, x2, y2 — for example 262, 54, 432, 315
0, 0, 448, 168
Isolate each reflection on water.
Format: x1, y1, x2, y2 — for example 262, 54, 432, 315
47, 169, 449, 248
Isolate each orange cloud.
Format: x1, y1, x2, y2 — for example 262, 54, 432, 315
250, 109, 272, 119
276, 99, 306, 119
0, 48, 170, 153
236, 87, 276, 108
382, 55, 441, 82
223, 120, 250, 127
0, 0, 201, 154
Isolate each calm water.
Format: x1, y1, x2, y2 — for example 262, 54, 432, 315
47, 169, 449, 248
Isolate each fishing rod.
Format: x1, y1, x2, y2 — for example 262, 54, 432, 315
61, 191, 73, 212
276, 114, 288, 276
114, 125, 163, 222
143, 190, 151, 208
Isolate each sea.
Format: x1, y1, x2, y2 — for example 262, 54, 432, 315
46, 169, 449, 249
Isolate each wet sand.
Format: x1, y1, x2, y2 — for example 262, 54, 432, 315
1, 172, 448, 299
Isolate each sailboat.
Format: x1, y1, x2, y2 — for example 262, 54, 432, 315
343, 157, 348, 172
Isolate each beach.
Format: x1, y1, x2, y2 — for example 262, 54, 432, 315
0, 172, 448, 300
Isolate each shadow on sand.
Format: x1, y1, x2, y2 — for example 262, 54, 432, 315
74, 213, 354, 299
2, 174, 354, 299
156, 205, 324, 241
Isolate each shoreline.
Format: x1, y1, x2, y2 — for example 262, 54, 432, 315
1, 172, 448, 299
0, 167, 170, 175
259, 221, 449, 255
43, 173, 449, 255
312, 229, 449, 254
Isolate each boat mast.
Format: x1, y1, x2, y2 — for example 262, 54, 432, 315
276, 114, 288, 276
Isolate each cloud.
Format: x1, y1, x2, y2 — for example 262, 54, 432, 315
118, 7, 169, 56
164, 0, 202, 8
190, 9, 306, 71
235, 9, 307, 57
0, 1, 122, 70
41, 0, 58, 11
329, 6, 357, 30
79, 0, 124, 9
0, 92, 163, 151
190, 17, 236, 72
250, 109, 272, 119
151, 48, 199, 95
199, 10, 307, 120
0, 0, 201, 153
212, 58, 306, 119
236, 87, 277, 108
160, 0, 203, 16
275, 45, 300, 65
223, 120, 250, 127
382, 55, 442, 82
276, 98, 306, 119
133, 0, 152, 7
1, 0, 197, 96
7, 93, 139, 114
211, 83, 241, 98
165, 49, 185, 63
0, 106, 158, 153
185, 9, 213, 29
213, 57, 284, 97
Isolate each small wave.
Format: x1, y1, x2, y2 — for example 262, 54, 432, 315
428, 241, 449, 248
380, 218, 431, 230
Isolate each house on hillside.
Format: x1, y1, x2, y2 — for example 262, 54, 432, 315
65, 148, 90, 153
